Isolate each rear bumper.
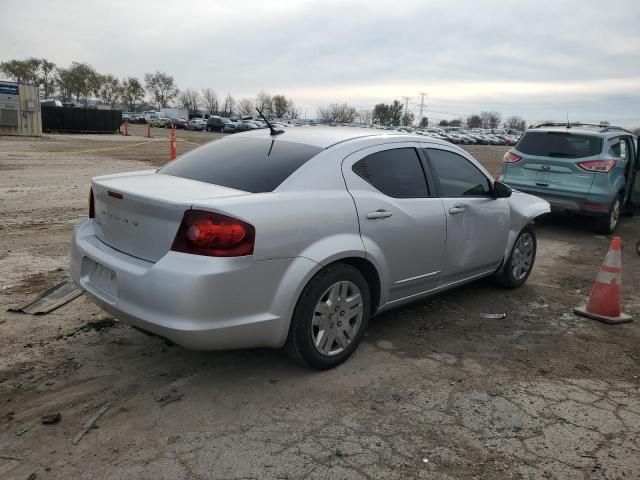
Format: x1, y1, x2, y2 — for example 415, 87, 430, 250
71, 220, 317, 350
506, 183, 612, 216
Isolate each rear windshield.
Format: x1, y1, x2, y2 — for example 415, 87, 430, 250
516, 131, 602, 158
159, 137, 322, 192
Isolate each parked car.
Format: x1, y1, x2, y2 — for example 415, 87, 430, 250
186, 118, 207, 131
72, 127, 550, 369
499, 124, 640, 233
151, 117, 172, 128
233, 120, 260, 132
206, 116, 233, 133
223, 122, 238, 133
171, 118, 188, 129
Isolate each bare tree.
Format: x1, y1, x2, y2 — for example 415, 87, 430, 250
221, 93, 235, 117
481, 111, 501, 129
255, 90, 273, 118
201, 88, 218, 115
358, 109, 372, 125
505, 115, 526, 131
178, 88, 201, 115
144, 71, 179, 108
237, 98, 255, 117
286, 98, 300, 119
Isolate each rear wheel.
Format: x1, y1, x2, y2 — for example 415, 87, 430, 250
594, 196, 621, 235
496, 226, 537, 289
285, 264, 370, 370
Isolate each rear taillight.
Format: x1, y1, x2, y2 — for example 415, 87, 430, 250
171, 210, 255, 257
577, 159, 616, 173
503, 151, 521, 163
89, 188, 95, 218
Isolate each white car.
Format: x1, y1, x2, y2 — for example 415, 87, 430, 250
71, 128, 549, 369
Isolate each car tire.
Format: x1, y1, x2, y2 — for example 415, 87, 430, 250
496, 225, 537, 289
594, 196, 621, 235
285, 263, 371, 370
206, 126, 212, 132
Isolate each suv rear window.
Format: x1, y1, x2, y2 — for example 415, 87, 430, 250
516, 131, 602, 158
159, 137, 322, 192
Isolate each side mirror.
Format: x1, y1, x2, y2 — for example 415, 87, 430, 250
493, 181, 512, 198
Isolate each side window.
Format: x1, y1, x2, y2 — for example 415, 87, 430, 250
608, 138, 622, 159
425, 148, 492, 197
352, 148, 429, 198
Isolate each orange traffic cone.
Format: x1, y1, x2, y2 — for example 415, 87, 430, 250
574, 236, 632, 324
169, 126, 177, 160
146, 123, 152, 138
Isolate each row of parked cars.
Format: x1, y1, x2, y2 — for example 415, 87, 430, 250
394, 127, 522, 146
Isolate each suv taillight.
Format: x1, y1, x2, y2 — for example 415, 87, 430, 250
503, 151, 522, 163
171, 210, 255, 257
577, 159, 616, 173
89, 188, 95, 218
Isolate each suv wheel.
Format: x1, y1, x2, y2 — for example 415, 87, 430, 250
595, 196, 621, 235
285, 264, 370, 370
496, 226, 537, 289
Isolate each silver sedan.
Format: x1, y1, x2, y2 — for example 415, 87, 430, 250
71, 128, 549, 369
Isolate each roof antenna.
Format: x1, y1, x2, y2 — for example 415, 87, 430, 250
256, 108, 284, 136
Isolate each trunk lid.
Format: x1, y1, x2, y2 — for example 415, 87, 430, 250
92, 170, 247, 262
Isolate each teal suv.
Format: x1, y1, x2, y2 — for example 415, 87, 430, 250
499, 124, 640, 233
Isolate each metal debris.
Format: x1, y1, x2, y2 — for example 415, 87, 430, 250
8, 280, 82, 315
479, 313, 507, 320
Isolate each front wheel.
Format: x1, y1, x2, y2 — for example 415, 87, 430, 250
285, 264, 370, 370
496, 226, 537, 289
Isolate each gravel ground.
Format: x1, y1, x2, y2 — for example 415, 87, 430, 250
1, 128, 639, 480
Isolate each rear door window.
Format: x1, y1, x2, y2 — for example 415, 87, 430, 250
425, 148, 492, 197
159, 137, 322, 193
516, 131, 602, 158
352, 148, 429, 198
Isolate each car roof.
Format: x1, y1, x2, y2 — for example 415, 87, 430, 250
236, 126, 410, 148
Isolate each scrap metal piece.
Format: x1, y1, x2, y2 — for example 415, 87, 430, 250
8, 280, 83, 315
479, 313, 507, 320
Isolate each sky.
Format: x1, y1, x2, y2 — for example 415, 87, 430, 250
1, 0, 639, 126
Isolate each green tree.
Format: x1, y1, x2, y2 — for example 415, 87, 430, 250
372, 103, 391, 125
0, 57, 41, 84
449, 119, 462, 127
40, 59, 56, 98
144, 71, 179, 108
419, 117, 429, 128
438, 119, 449, 127
272, 94, 289, 118
467, 114, 482, 128
389, 100, 403, 126
98, 74, 121, 108
121, 77, 145, 111
55, 62, 101, 105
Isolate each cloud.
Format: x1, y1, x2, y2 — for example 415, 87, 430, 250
1, 0, 639, 124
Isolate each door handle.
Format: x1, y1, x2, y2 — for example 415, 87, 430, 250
366, 209, 393, 219
448, 206, 466, 215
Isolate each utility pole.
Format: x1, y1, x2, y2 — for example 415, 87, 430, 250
417, 92, 428, 126
401, 96, 411, 126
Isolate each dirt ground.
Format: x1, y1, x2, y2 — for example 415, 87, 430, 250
1, 127, 639, 480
